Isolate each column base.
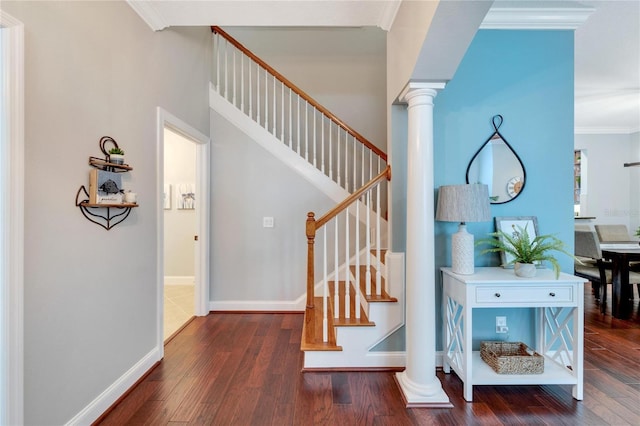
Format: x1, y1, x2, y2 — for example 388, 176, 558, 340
394, 371, 453, 408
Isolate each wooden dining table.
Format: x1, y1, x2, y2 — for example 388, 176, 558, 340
601, 243, 640, 319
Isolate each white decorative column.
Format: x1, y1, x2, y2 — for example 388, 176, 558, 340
395, 82, 451, 407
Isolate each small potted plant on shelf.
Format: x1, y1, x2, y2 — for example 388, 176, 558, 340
476, 224, 574, 278
108, 147, 125, 165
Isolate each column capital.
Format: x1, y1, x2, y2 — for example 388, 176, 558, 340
399, 81, 446, 104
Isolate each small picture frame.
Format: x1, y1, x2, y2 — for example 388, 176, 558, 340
494, 216, 539, 268
176, 183, 195, 210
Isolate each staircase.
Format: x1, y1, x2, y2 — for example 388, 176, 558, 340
210, 27, 404, 369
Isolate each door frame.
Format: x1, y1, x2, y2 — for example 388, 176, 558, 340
0, 11, 24, 426
156, 108, 210, 353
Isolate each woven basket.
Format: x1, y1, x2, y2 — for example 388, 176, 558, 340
480, 341, 544, 374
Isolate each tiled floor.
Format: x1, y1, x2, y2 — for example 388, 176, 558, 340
164, 284, 194, 341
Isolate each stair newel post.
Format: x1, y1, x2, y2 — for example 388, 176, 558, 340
306, 212, 317, 309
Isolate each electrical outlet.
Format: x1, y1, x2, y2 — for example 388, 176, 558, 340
496, 316, 508, 334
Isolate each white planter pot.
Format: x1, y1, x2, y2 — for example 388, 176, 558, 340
514, 262, 536, 278
109, 154, 124, 165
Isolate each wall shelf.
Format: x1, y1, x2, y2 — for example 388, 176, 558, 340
76, 137, 137, 230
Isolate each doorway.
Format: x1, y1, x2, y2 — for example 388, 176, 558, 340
163, 128, 197, 340
156, 108, 210, 352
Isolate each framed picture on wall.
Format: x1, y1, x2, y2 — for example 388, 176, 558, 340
176, 183, 195, 210
163, 184, 172, 210
494, 216, 539, 268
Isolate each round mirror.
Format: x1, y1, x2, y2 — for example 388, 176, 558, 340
465, 115, 526, 204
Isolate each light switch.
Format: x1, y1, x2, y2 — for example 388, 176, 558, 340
263, 217, 274, 228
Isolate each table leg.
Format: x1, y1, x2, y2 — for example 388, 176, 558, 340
611, 256, 633, 319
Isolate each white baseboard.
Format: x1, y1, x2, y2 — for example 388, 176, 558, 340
164, 276, 194, 286
65, 347, 161, 426
209, 299, 304, 312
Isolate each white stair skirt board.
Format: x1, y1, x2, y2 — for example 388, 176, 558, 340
164, 276, 195, 286
64, 347, 161, 425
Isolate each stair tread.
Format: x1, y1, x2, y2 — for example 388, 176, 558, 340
328, 281, 374, 327
301, 297, 342, 352
351, 265, 397, 303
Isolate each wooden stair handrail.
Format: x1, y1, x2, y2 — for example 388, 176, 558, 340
211, 25, 387, 162
316, 165, 391, 229
305, 165, 391, 308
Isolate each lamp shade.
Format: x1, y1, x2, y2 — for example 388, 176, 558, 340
436, 184, 491, 223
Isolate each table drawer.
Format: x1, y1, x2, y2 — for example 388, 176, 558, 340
476, 286, 573, 304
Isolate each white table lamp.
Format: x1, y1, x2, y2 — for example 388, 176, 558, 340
436, 184, 491, 274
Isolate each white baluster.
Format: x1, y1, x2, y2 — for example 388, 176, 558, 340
345, 208, 350, 319
223, 39, 228, 100
328, 123, 333, 181
297, 96, 301, 155
240, 54, 244, 113
334, 218, 339, 319
323, 226, 328, 342
281, 82, 284, 142
288, 88, 292, 149
355, 200, 361, 319
305, 101, 309, 162
232, 49, 236, 106
264, 69, 268, 129
344, 129, 349, 191
256, 65, 260, 125
366, 191, 372, 295
376, 183, 382, 296
336, 130, 341, 187
361, 142, 365, 190
215, 34, 220, 92
369, 150, 373, 182
272, 76, 276, 135
353, 136, 357, 192
313, 109, 317, 168
321, 115, 325, 174
248, 60, 252, 118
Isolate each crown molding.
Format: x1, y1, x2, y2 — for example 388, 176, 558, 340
481, 3, 595, 30
126, 0, 168, 31
574, 126, 640, 135
378, 0, 402, 31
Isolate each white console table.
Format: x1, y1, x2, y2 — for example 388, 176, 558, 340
441, 267, 586, 402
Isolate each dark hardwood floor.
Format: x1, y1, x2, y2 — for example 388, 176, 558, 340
96, 285, 640, 425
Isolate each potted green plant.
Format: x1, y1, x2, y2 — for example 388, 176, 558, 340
108, 147, 125, 165
476, 224, 574, 278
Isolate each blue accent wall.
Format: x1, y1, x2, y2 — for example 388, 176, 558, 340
434, 30, 575, 348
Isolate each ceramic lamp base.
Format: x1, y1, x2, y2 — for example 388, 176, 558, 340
452, 223, 474, 275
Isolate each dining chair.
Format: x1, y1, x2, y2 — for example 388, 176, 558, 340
574, 229, 611, 307
594, 224, 636, 243
594, 224, 640, 299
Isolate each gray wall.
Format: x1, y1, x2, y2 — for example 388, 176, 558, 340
3, 1, 211, 424
575, 132, 637, 231
210, 110, 338, 301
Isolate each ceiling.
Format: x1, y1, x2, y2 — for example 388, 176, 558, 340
128, 0, 640, 134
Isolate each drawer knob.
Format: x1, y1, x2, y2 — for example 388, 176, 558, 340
495, 293, 501, 298
549, 292, 556, 297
